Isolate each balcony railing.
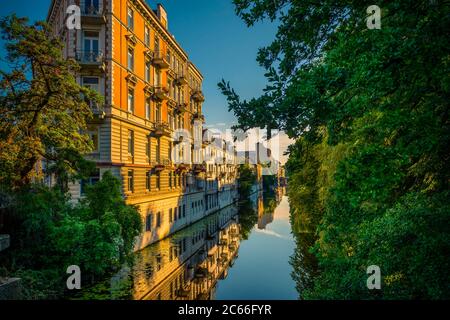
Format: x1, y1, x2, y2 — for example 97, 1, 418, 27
175, 102, 188, 114
81, 1, 103, 15
154, 121, 171, 137
193, 112, 205, 122
175, 74, 188, 86
152, 51, 170, 69
86, 101, 105, 120
192, 89, 205, 102
153, 86, 169, 101
80, 1, 106, 24
75, 50, 104, 64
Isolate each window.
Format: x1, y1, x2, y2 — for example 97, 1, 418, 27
156, 103, 161, 123
156, 212, 161, 227
145, 137, 151, 163
127, 47, 134, 70
154, 36, 160, 53
146, 171, 151, 191
178, 206, 182, 219
183, 205, 186, 217
87, 128, 99, 152
83, 0, 100, 14
168, 142, 172, 162
169, 208, 173, 222
80, 168, 100, 195
169, 171, 172, 188
128, 130, 134, 160
83, 31, 99, 62
156, 172, 161, 189
128, 88, 134, 113
145, 97, 151, 120
155, 138, 160, 163
174, 208, 177, 221
145, 213, 153, 232
127, 7, 134, 30
174, 207, 178, 221
156, 255, 162, 270
127, 170, 134, 192
168, 113, 173, 130
154, 69, 161, 86
144, 25, 150, 46
82, 77, 100, 108
145, 60, 151, 82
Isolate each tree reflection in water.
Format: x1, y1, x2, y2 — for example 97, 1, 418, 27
289, 200, 319, 299
71, 188, 310, 300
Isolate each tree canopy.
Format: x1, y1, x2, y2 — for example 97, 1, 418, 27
0, 15, 101, 191
221, 0, 450, 299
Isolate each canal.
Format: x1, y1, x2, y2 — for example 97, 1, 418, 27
75, 188, 300, 300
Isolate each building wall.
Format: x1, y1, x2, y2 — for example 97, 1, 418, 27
47, 0, 239, 251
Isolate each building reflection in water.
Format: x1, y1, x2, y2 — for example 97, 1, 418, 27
105, 205, 240, 300
75, 189, 288, 300
256, 187, 285, 230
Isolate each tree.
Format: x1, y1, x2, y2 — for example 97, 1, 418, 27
0, 15, 101, 191
2, 171, 142, 299
221, 0, 450, 298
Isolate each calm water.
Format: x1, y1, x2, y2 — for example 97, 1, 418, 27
215, 192, 297, 299
75, 188, 300, 300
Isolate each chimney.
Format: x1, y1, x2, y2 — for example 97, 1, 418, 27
156, 3, 168, 29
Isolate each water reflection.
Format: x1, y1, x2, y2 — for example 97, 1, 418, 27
214, 188, 298, 300
135, 205, 240, 300
74, 187, 302, 300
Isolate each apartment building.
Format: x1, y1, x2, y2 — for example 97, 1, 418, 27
47, 0, 238, 250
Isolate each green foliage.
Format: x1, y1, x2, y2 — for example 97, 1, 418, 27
0, 15, 101, 190
224, 0, 450, 299
237, 199, 258, 240
2, 172, 142, 299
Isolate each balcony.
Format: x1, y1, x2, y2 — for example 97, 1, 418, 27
193, 164, 206, 174
87, 101, 106, 120
152, 51, 170, 69
175, 74, 188, 86
152, 86, 169, 101
74, 50, 105, 73
144, 84, 154, 95
176, 285, 191, 298
175, 102, 188, 114
80, 1, 106, 24
195, 267, 208, 279
176, 163, 190, 173
153, 121, 171, 137
167, 68, 176, 79
193, 112, 205, 122
152, 158, 171, 171
192, 90, 205, 102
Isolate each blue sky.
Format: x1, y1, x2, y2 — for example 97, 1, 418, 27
0, 0, 278, 127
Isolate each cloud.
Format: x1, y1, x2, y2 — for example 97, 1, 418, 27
253, 228, 290, 239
